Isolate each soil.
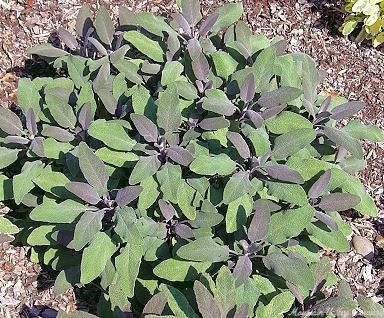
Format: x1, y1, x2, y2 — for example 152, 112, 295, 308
0, 0, 383, 317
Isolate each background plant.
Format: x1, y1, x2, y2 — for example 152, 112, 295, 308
340, 0, 384, 47
0, 0, 384, 317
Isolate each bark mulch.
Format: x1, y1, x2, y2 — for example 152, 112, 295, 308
0, 0, 383, 317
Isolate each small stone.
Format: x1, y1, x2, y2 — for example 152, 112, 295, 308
352, 235, 374, 260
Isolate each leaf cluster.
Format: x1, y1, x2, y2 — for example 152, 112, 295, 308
1, 0, 384, 317
340, 0, 384, 47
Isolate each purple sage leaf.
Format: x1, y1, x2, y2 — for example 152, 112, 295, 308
181, 0, 201, 26
175, 224, 194, 239
58, 26, 78, 50
265, 164, 304, 184
78, 102, 92, 131
233, 304, 249, 318
198, 12, 219, 37
65, 182, 100, 205
172, 12, 191, 35
226, 131, 250, 159
26, 108, 38, 136
315, 211, 339, 231
29, 137, 45, 157
115, 185, 143, 206
167, 146, 194, 166
194, 281, 221, 318
187, 38, 202, 60
257, 86, 302, 108
245, 110, 264, 128
130, 113, 158, 143
260, 104, 286, 120
240, 73, 255, 103
308, 170, 332, 199
318, 96, 332, 114
142, 292, 167, 316
319, 193, 361, 211
158, 199, 176, 220
233, 255, 252, 287
192, 53, 209, 80
3, 136, 30, 145
94, 6, 114, 46
76, 5, 93, 38
41, 126, 74, 142
247, 208, 270, 242
330, 101, 365, 120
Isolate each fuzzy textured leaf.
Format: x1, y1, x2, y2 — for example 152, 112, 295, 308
194, 281, 221, 318
80, 232, 116, 284
323, 126, 364, 159
124, 31, 164, 62
78, 142, 109, 195
272, 128, 316, 159
211, 3, 243, 34
319, 193, 361, 211
73, 210, 104, 251
0, 107, 24, 135
223, 171, 252, 204
190, 154, 236, 176
263, 253, 314, 292
154, 258, 211, 282
226, 131, 251, 159
176, 237, 229, 262
159, 284, 199, 318
156, 84, 181, 133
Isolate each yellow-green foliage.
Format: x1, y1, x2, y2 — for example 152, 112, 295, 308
340, 0, 384, 47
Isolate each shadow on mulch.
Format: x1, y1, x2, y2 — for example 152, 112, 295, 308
5, 30, 64, 83
18, 263, 100, 317
306, 0, 345, 36
372, 218, 384, 270
307, 0, 384, 52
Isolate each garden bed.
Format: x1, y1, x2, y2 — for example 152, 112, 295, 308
0, 0, 383, 317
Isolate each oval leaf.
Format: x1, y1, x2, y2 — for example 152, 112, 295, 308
199, 117, 230, 130
233, 255, 252, 287
323, 126, 364, 159
192, 53, 209, 80
58, 27, 78, 50
41, 126, 74, 142
265, 164, 304, 184
154, 259, 211, 282
226, 131, 250, 159
330, 101, 364, 120
65, 182, 100, 205
131, 113, 158, 143
319, 193, 361, 211
124, 31, 164, 62
194, 281, 221, 318
94, 6, 114, 46
167, 146, 194, 166
308, 170, 332, 199
0, 107, 24, 135
115, 185, 143, 206
272, 128, 316, 159
315, 211, 339, 231
240, 73, 255, 104
176, 237, 229, 262
78, 142, 109, 195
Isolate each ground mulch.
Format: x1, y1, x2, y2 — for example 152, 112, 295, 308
0, 0, 383, 317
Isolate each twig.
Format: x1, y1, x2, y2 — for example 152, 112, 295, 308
0, 0, 11, 11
